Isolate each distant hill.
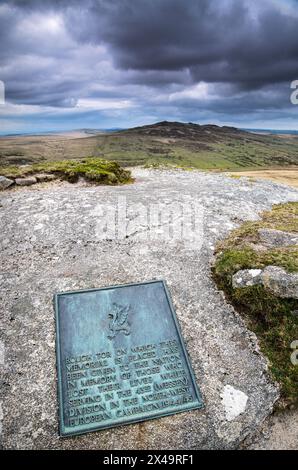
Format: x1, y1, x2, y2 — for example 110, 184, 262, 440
112, 121, 298, 169
0, 120, 298, 170
123, 120, 246, 140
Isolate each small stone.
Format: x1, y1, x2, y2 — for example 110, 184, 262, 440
0, 176, 14, 190
35, 174, 57, 183
15, 176, 37, 186
258, 228, 298, 248
262, 266, 298, 299
232, 269, 262, 288
233, 266, 298, 299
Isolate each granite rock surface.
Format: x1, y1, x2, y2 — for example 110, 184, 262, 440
1, 168, 298, 449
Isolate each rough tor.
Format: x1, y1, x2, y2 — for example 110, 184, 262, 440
1, 168, 298, 450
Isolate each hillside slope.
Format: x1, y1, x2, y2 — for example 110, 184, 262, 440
116, 121, 298, 168
0, 121, 298, 170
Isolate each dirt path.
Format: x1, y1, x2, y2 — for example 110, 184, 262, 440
228, 168, 298, 188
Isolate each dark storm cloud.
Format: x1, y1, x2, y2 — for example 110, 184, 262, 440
8, 0, 298, 89
1, 0, 298, 131
61, 0, 298, 90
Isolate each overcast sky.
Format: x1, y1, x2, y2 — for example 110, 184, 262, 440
0, 0, 298, 134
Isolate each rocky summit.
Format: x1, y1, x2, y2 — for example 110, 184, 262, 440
1, 168, 298, 449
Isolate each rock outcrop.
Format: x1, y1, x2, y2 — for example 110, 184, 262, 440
1, 168, 298, 450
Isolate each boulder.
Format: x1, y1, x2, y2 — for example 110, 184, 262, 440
0, 175, 14, 190
258, 228, 298, 248
232, 266, 298, 299
232, 269, 262, 288
15, 176, 37, 186
261, 266, 298, 299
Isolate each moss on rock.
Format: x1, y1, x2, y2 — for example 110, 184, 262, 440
0, 157, 133, 185
213, 202, 298, 409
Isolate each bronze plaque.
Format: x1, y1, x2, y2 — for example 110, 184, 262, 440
54, 280, 203, 436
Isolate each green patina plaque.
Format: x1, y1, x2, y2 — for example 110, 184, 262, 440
54, 280, 203, 437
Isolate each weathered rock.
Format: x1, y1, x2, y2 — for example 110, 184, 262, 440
35, 174, 57, 183
232, 266, 298, 299
232, 269, 262, 288
243, 408, 298, 450
262, 266, 298, 299
1, 168, 298, 450
0, 176, 14, 190
15, 176, 37, 186
258, 228, 298, 248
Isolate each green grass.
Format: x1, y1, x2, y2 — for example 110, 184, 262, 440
97, 136, 298, 170
0, 157, 133, 185
212, 202, 298, 408
1, 128, 298, 170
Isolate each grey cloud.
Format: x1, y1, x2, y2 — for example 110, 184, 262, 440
0, 0, 297, 128
61, 0, 298, 90
9, 1, 298, 88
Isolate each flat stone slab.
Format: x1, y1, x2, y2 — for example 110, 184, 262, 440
15, 176, 37, 186
258, 228, 298, 248
35, 174, 57, 183
1, 168, 298, 449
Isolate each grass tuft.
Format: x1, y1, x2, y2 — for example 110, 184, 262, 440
0, 157, 133, 185
213, 202, 298, 408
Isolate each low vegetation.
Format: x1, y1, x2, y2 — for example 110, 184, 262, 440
212, 202, 298, 408
0, 157, 133, 185
1, 122, 298, 172
228, 169, 298, 188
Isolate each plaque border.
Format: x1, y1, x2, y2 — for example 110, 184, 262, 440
54, 280, 204, 437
